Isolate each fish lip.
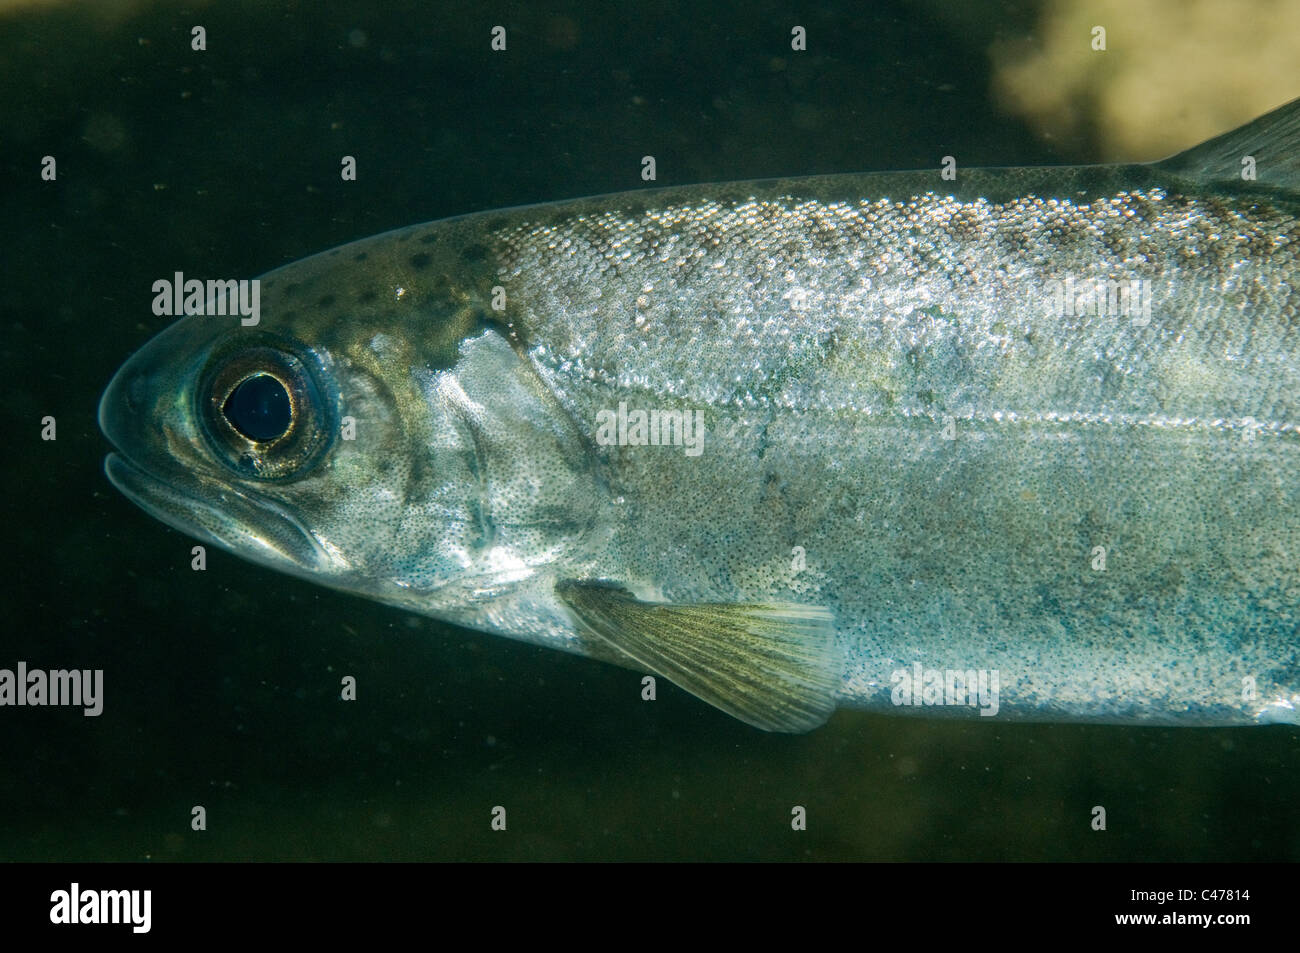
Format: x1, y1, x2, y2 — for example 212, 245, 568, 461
102, 450, 337, 576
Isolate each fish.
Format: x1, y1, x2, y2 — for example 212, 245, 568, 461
99, 98, 1300, 732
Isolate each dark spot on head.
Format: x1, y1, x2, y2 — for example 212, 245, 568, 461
353, 252, 368, 262
409, 252, 432, 270
419, 232, 439, 245
317, 294, 336, 309
359, 289, 378, 304
460, 243, 489, 263
407, 452, 434, 491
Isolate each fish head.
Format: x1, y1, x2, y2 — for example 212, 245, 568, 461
99, 230, 604, 630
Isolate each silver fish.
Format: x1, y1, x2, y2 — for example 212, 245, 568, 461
100, 99, 1300, 731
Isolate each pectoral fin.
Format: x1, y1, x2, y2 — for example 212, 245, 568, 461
556, 579, 840, 733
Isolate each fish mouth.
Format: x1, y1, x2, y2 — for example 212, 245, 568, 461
103, 450, 339, 577
99, 333, 344, 578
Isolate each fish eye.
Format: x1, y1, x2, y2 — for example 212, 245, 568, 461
197, 336, 336, 481
224, 374, 293, 444
224, 374, 292, 442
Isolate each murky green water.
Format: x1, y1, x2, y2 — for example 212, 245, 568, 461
1, 0, 1296, 861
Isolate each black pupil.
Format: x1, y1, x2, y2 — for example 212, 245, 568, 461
223, 374, 291, 442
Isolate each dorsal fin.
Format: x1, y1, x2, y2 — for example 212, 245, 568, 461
1154, 96, 1300, 193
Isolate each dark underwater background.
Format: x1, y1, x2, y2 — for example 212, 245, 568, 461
1, 0, 1296, 861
